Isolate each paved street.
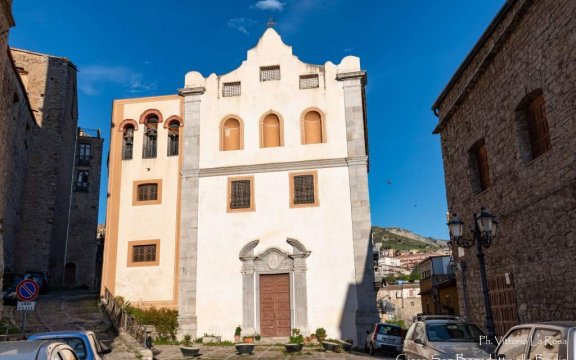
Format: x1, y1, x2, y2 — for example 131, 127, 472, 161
2, 290, 396, 360
154, 345, 396, 360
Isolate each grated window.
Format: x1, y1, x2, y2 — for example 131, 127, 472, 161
132, 244, 157, 263
299, 74, 319, 89
293, 175, 315, 204
230, 180, 251, 209
137, 183, 158, 201
223, 82, 241, 97
260, 65, 281, 81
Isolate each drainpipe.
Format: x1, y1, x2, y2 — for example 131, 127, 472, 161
63, 127, 79, 285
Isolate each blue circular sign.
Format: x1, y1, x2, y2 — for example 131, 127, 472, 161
16, 279, 39, 301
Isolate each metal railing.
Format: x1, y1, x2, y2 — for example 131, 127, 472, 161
102, 288, 149, 348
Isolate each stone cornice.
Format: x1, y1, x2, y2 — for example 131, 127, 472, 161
178, 87, 206, 96
180, 156, 368, 178
336, 70, 367, 85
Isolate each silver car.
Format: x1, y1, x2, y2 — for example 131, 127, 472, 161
0, 340, 79, 360
365, 322, 404, 355
402, 316, 493, 360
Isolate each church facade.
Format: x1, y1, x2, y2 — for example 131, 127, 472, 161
101, 28, 377, 342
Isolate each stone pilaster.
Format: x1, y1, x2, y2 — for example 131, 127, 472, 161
338, 71, 379, 344
292, 254, 309, 334
177, 86, 205, 338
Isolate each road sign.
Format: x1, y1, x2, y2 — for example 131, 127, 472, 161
17, 301, 36, 311
16, 279, 39, 301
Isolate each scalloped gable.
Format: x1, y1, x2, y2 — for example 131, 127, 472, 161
247, 28, 293, 60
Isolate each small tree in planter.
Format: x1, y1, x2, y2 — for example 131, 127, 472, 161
234, 326, 241, 342
179, 334, 200, 357
284, 329, 304, 353
314, 328, 326, 343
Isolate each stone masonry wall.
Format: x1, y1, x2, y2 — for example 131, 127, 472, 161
66, 133, 103, 289
435, 0, 576, 334
11, 49, 78, 286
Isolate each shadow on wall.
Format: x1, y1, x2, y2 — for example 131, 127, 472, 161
339, 240, 379, 346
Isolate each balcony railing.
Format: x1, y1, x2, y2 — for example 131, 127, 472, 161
431, 274, 456, 286
77, 156, 91, 166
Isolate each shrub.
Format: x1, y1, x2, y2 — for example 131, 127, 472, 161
235, 325, 241, 336
125, 306, 179, 341
315, 328, 326, 342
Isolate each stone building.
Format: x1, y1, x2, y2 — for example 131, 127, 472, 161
0, 2, 103, 289
101, 28, 378, 343
377, 282, 421, 326
417, 256, 458, 316
65, 128, 104, 288
0, 0, 37, 297
433, 0, 576, 336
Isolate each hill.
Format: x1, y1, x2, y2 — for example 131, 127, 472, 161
371, 226, 449, 251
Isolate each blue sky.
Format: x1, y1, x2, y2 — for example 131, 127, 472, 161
9, 0, 505, 239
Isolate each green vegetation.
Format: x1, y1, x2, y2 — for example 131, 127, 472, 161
386, 316, 407, 329
290, 328, 304, 344
124, 304, 179, 341
371, 226, 447, 251
314, 328, 326, 342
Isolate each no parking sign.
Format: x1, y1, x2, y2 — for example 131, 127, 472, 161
16, 279, 39, 301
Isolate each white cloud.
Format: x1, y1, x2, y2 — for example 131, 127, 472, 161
227, 17, 257, 35
78, 65, 156, 96
253, 0, 285, 11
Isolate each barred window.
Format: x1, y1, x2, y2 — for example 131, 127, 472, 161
137, 183, 158, 201
260, 65, 280, 81
293, 175, 315, 205
132, 244, 157, 263
230, 180, 252, 209
299, 74, 319, 89
223, 82, 241, 97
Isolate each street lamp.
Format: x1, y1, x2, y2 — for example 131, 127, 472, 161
446, 207, 498, 342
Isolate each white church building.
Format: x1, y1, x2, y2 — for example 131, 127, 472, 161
101, 28, 378, 343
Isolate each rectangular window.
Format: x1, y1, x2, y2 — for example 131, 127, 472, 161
127, 240, 160, 267
526, 95, 551, 159
78, 143, 91, 165
133, 180, 162, 205
290, 171, 319, 207
260, 65, 280, 81
75, 170, 89, 192
469, 140, 490, 192
299, 74, 319, 89
223, 81, 241, 97
228, 176, 255, 212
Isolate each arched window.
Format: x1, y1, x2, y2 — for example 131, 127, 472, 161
122, 125, 135, 160
301, 110, 323, 144
167, 120, 180, 156
261, 113, 282, 148
143, 115, 158, 158
221, 117, 242, 151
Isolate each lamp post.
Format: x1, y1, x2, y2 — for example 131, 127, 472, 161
447, 207, 497, 343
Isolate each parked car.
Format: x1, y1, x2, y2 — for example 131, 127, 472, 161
402, 315, 493, 360
27, 331, 111, 360
24, 271, 49, 294
365, 322, 404, 355
2, 285, 17, 305
0, 340, 79, 360
492, 321, 576, 360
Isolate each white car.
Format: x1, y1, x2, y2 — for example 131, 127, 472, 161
402, 316, 493, 360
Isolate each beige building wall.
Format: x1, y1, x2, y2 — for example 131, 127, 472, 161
103, 96, 182, 307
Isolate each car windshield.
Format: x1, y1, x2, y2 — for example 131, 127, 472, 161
50, 338, 87, 360
377, 324, 401, 336
426, 323, 484, 342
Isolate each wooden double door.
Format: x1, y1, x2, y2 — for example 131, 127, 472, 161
260, 274, 291, 337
